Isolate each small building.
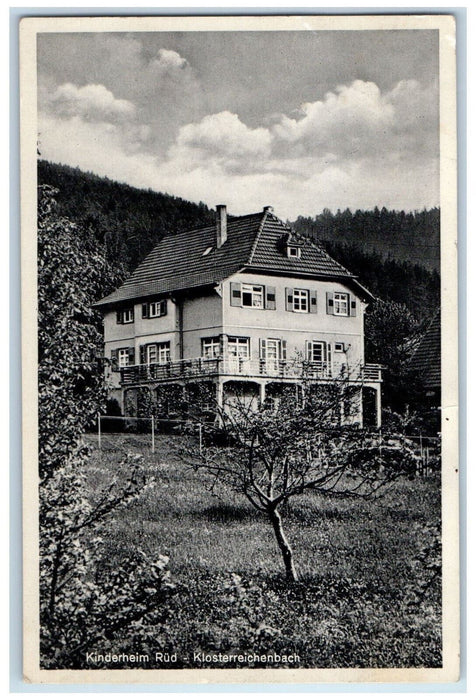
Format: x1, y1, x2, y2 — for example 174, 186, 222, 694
407, 310, 441, 433
94, 205, 383, 426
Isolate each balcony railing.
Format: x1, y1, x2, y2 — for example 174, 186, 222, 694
119, 357, 383, 386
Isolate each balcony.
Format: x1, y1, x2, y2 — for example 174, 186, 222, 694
119, 357, 383, 386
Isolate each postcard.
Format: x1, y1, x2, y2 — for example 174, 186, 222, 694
20, 13, 459, 684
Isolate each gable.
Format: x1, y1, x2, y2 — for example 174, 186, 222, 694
94, 207, 372, 308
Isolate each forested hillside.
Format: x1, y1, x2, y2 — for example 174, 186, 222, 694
38, 160, 215, 273
320, 241, 440, 321
38, 160, 439, 320
291, 207, 440, 272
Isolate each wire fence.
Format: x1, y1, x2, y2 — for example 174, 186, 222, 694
96, 413, 204, 454
92, 414, 440, 475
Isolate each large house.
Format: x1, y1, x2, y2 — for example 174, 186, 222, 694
94, 205, 383, 426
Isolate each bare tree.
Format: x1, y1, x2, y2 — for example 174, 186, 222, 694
187, 381, 417, 581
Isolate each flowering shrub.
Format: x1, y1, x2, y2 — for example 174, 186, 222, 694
38, 186, 173, 668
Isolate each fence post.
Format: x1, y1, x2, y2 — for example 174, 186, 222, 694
198, 422, 203, 454
97, 413, 102, 451
151, 415, 155, 454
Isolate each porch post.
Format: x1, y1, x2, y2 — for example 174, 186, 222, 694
259, 382, 266, 406
217, 380, 224, 408
375, 384, 382, 429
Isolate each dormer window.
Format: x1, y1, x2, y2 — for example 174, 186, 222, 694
287, 245, 301, 259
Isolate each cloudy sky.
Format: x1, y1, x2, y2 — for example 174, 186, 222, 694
38, 30, 439, 219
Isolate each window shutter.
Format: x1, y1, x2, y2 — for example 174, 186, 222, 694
128, 347, 135, 364
310, 290, 318, 314
110, 349, 118, 367
161, 300, 168, 316
259, 338, 266, 359
349, 295, 357, 317
306, 340, 313, 360
326, 343, 332, 376
142, 303, 149, 319
230, 282, 241, 307
285, 287, 293, 311
116, 310, 123, 324
281, 340, 287, 360
265, 286, 276, 310
326, 292, 334, 315
139, 345, 146, 364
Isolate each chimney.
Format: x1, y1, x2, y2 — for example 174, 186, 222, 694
263, 205, 274, 213
216, 204, 227, 248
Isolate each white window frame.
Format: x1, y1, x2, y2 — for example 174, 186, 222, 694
334, 342, 345, 353
241, 284, 264, 309
263, 338, 282, 360
308, 340, 326, 363
287, 245, 301, 258
333, 293, 349, 316
292, 288, 309, 313
202, 337, 221, 358
122, 308, 134, 324
118, 348, 130, 368
157, 342, 171, 364
146, 344, 157, 364
149, 300, 166, 318
228, 337, 250, 358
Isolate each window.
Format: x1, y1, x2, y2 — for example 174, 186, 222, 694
142, 300, 167, 319
118, 348, 130, 367
287, 245, 301, 258
333, 293, 349, 316
307, 340, 326, 363
292, 288, 309, 312
157, 342, 171, 364
149, 300, 167, 318
326, 292, 357, 317
334, 342, 345, 352
143, 342, 170, 365
117, 307, 134, 324
241, 284, 264, 308
228, 337, 250, 358
260, 338, 286, 360
230, 282, 276, 309
147, 344, 157, 364
259, 338, 286, 374
202, 337, 221, 358
286, 287, 317, 313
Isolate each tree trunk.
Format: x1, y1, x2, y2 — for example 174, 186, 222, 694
268, 507, 298, 581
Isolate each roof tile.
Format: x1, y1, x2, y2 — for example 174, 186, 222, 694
95, 209, 364, 307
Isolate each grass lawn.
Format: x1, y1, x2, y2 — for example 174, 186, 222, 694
83, 432, 442, 669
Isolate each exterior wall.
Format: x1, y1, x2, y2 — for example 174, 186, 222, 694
182, 290, 223, 359
222, 271, 365, 371
104, 299, 178, 387
102, 272, 368, 403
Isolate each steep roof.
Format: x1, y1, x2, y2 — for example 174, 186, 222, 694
95, 208, 371, 307
408, 311, 441, 391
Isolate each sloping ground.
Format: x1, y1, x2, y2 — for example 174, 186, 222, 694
82, 434, 442, 669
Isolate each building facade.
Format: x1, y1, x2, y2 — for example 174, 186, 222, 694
95, 205, 382, 426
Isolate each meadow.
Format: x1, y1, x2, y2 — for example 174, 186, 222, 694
83, 432, 442, 669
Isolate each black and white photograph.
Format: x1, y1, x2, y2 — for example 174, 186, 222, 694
20, 14, 459, 684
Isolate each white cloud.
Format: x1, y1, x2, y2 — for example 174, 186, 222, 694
150, 48, 188, 71
39, 77, 439, 219
47, 83, 136, 123
273, 80, 395, 156
271, 79, 438, 162
168, 111, 272, 171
